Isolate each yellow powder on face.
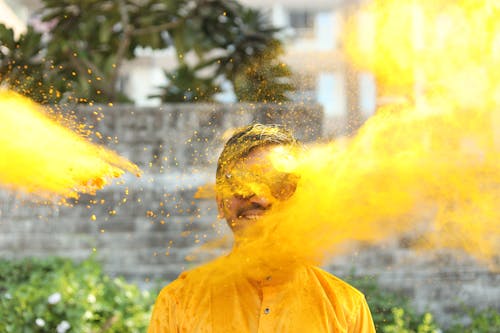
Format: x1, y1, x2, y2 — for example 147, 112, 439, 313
0, 91, 140, 199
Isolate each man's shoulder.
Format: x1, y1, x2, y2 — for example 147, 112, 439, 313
304, 265, 366, 302
301, 266, 375, 331
157, 257, 227, 298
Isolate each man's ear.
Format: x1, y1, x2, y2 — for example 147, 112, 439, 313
215, 193, 225, 219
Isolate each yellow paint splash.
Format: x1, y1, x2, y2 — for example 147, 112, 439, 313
344, 0, 500, 105
211, 0, 500, 276
0, 91, 140, 199
231, 106, 500, 275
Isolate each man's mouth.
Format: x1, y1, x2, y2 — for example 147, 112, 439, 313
237, 208, 267, 220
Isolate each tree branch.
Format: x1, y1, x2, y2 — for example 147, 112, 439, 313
131, 20, 185, 36
65, 46, 112, 98
109, 0, 133, 99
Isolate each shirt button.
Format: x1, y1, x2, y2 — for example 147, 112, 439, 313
264, 308, 270, 314
265, 276, 272, 281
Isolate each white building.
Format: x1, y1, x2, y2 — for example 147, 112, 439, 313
0, 0, 28, 36
239, 0, 377, 136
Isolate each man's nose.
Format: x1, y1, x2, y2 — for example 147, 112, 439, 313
247, 192, 272, 208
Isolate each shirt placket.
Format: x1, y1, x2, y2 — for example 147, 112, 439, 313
257, 276, 281, 333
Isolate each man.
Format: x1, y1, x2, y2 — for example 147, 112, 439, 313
148, 124, 376, 332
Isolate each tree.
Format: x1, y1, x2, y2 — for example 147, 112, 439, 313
159, 2, 295, 103
0, 0, 294, 104
39, 0, 173, 103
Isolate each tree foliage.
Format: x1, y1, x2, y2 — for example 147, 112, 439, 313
233, 40, 294, 103
152, 64, 221, 102
0, 25, 61, 104
0, 0, 294, 104
39, 0, 173, 103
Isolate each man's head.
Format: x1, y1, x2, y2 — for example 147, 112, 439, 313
215, 124, 300, 234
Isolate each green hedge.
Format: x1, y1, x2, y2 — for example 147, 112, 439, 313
346, 274, 500, 333
0, 257, 155, 333
0, 258, 498, 332
447, 307, 500, 333
345, 275, 439, 333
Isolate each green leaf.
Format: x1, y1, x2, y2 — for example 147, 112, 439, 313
98, 22, 112, 44
0, 24, 15, 49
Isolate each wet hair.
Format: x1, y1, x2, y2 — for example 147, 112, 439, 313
216, 123, 299, 187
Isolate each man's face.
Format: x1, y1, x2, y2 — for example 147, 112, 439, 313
216, 145, 298, 234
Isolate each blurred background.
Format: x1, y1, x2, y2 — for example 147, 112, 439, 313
0, 0, 499, 332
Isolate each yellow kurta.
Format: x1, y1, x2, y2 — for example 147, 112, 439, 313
148, 257, 376, 333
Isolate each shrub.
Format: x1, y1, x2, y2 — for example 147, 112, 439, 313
0, 257, 155, 333
446, 307, 500, 333
345, 275, 439, 332
382, 308, 439, 333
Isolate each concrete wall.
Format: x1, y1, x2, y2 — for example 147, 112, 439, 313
0, 102, 323, 284
0, 102, 498, 327
72, 102, 323, 170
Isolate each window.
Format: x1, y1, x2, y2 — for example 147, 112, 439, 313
289, 9, 316, 38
